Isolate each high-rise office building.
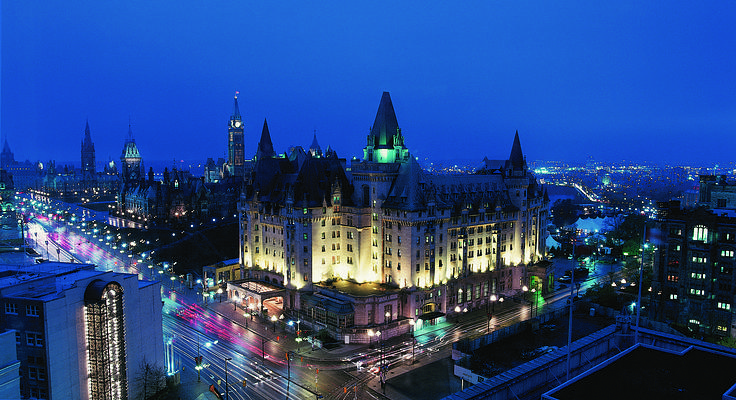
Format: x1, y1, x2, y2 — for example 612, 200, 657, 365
0, 262, 164, 399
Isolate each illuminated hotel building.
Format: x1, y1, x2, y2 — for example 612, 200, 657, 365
0, 262, 163, 400
235, 92, 549, 340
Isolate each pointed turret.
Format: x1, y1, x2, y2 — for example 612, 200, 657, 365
84, 120, 92, 141
1, 138, 14, 168
509, 130, 526, 170
232, 92, 242, 120
256, 119, 275, 160
369, 92, 401, 149
363, 92, 409, 163
309, 130, 322, 157
81, 120, 96, 181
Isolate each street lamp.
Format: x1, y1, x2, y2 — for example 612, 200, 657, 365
224, 357, 232, 400
408, 319, 416, 365
454, 305, 461, 323
488, 294, 497, 332
531, 288, 538, 317
522, 286, 530, 318
271, 315, 277, 332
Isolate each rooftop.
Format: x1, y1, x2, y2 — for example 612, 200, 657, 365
545, 344, 736, 400
317, 280, 402, 297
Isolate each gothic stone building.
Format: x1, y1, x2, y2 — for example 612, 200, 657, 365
234, 92, 549, 341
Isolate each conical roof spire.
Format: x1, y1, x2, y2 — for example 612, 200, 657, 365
369, 92, 401, 149
509, 130, 525, 169
256, 118, 275, 160
83, 120, 93, 145
232, 91, 242, 120
309, 130, 322, 156
127, 118, 134, 141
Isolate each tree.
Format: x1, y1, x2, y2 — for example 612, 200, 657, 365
133, 360, 167, 400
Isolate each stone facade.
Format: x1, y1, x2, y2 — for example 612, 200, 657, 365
237, 92, 550, 339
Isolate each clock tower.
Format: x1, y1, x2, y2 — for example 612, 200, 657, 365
227, 92, 245, 178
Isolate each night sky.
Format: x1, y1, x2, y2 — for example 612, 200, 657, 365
1, 1, 734, 167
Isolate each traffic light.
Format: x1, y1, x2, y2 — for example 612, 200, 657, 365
242, 378, 247, 387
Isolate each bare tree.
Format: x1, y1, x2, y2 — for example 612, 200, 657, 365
133, 360, 167, 400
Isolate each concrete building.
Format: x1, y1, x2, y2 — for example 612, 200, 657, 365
234, 92, 550, 341
0, 262, 164, 400
0, 330, 21, 399
652, 200, 736, 338
445, 321, 736, 400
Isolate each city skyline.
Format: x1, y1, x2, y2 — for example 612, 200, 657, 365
2, 2, 734, 165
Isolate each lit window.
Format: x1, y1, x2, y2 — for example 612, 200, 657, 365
693, 226, 708, 242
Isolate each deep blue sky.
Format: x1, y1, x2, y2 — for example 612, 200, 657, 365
2, 1, 734, 167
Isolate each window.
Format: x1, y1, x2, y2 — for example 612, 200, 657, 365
347, 256, 353, 264
416, 263, 420, 272
693, 225, 708, 242
397, 249, 401, 257
669, 294, 678, 300
397, 262, 401, 270
26, 332, 43, 347
721, 250, 734, 258
348, 231, 354, 239
26, 305, 39, 317
321, 232, 326, 239
29, 366, 38, 380
4, 303, 17, 314
718, 302, 731, 310
304, 274, 309, 281
303, 246, 309, 253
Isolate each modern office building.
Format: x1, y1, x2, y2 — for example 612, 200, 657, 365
0, 262, 164, 400
652, 200, 736, 338
234, 92, 550, 341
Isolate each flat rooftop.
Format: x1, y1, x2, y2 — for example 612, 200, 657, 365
546, 345, 736, 400
317, 280, 401, 297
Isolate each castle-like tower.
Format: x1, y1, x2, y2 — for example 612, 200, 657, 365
120, 124, 142, 184
81, 120, 96, 184
236, 92, 550, 339
227, 93, 245, 178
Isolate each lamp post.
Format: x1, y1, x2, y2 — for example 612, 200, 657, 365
531, 288, 537, 317
522, 285, 529, 318
45, 240, 49, 259
224, 357, 232, 400
409, 319, 416, 365
488, 294, 497, 332
271, 315, 277, 332
454, 305, 461, 323
368, 329, 374, 348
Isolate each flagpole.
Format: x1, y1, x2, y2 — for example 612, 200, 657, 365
635, 223, 646, 344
